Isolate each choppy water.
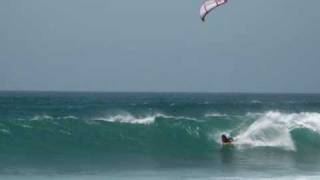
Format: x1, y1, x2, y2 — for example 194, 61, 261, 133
1, 91, 320, 179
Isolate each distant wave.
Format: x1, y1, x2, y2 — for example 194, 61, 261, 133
93, 113, 199, 124
93, 113, 159, 124
29, 115, 78, 121
250, 100, 262, 104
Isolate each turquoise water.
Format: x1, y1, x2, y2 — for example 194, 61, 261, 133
1, 91, 320, 179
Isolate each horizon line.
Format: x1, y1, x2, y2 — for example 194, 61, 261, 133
0, 89, 320, 95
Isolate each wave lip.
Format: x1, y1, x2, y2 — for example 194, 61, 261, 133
286, 112, 320, 133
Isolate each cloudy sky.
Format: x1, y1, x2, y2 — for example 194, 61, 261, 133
1, 0, 319, 93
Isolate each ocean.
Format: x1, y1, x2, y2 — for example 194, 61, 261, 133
1, 91, 320, 179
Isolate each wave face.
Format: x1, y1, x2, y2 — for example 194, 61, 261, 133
1, 92, 320, 158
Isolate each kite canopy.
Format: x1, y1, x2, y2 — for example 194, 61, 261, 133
200, 0, 228, 21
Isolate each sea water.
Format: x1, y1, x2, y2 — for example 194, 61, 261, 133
1, 91, 320, 179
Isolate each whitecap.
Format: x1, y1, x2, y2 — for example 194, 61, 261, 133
19, 124, 33, 129
94, 113, 159, 124
61, 116, 78, 120
93, 113, 200, 124
59, 130, 72, 135
158, 114, 199, 122
250, 100, 262, 104
0, 129, 10, 134
31, 114, 53, 121
205, 113, 227, 118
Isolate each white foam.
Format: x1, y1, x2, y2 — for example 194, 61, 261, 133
159, 114, 199, 122
31, 115, 53, 121
59, 130, 72, 135
30, 115, 78, 121
0, 129, 10, 134
94, 113, 160, 124
234, 111, 320, 151
58, 116, 78, 120
205, 113, 227, 118
203, 101, 210, 105
93, 113, 199, 124
250, 100, 262, 104
19, 124, 33, 129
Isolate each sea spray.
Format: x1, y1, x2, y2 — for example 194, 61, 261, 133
233, 111, 320, 151
235, 112, 296, 151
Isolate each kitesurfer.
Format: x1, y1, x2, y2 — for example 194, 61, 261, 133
221, 134, 233, 144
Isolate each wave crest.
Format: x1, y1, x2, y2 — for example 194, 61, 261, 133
93, 113, 199, 124
205, 113, 227, 118
94, 113, 159, 124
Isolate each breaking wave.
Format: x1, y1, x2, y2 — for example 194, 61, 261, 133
93, 113, 199, 124
25, 115, 79, 121
93, 113, 160, 124
1, 110, 320, 155
233, 111, 320, 151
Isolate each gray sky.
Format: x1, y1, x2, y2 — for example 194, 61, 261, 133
1, 0, 319, 93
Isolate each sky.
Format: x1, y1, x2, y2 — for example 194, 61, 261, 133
0, 0, 320, 93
